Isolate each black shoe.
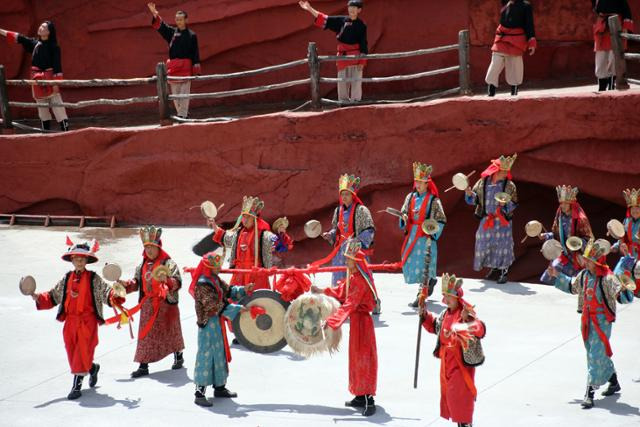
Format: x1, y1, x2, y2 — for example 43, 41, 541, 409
214, 385, 238, 398
59, 119, 69, 132
497, 269, 508, 284
172, 352, 184, 370
581, 386, 595, 409
89, 363, 100, 388
41, 120, 52, 131
67, 375, 84, 400
232, 338, 239, 345
510, 85, 519, 96
488, 84, 497, 97
598, 78, 609, 92
345, 395, 366, 408
408, 296, 419, 308
131, 363, 149, 378
194, 386, 213, 406
602, 373, 621, 396
608, 76, 616, 90
362, 395, 376, 416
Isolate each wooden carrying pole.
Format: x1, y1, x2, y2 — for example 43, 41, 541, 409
308, 42, 321, 110
0, 65, 13, 131
458, 30, 471, 95
609, 15, 629, 90
155, 62, 170, 123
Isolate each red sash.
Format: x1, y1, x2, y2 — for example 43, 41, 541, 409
166, 58, 193, 78
483, 207, 509, 230
492, 25, 528, 55
336, 42, 367, 71
30, 67, 55, 99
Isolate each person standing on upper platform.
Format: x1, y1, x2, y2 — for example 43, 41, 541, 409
299, 1, 368, 103
147, 2, 201, 118
485, 0, 537, 97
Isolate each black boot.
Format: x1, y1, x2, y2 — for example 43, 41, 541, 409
59, 119, 69, 132
581, 385, 595, 409
41, 120, 52, 131
362, 394, 376, 416
598, 78, 609, 91
172, 351, 184, 370
510, 85, 519, 96
194, 385, 213, 407
487, 84, 497, 97
608, 76, 616, 90
89, 363, 100, 388
131, 363, 149, 378
214, 384, 238, 398
602, 373, 621, 396
345, 395, 366, 408
67, 375, 84, 400
408, 294, 420, 308
497, 268, 509, 284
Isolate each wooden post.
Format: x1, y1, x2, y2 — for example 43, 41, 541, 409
458, 30, 472, 95
0, 65, 13, 131
110, 216, 116, 228
156, 62, 170, 124
609, 16, 629, 90
308, 42, 321, 110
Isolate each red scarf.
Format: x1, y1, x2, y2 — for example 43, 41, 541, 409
480, 159, 512, 180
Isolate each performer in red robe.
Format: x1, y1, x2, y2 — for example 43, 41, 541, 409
211, 196, 277, 290
311, 237, 378, 416
421, 274, 486, 426
120, 226, 185, 378
33, 238, 117, 399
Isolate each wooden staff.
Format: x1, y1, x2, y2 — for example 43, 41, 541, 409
413, 312, 423, 389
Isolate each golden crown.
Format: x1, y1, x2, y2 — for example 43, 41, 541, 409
499, 153, 518, 171
343, 237, 362, 260
272, 217, 289, 231
241, 196, 265, 217
582, 238, 611, 262
412, 162, 433, 182
441, 273, 463, 297
139, 225, 162, 246
556, 185, 579, 203
623, 188, 640, 207
204, 247, 225, 269
338, 174, 361, 194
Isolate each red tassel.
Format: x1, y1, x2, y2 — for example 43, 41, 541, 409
91, 239, 100, 253
65, 236, 74, 246
250, 305, 267, 319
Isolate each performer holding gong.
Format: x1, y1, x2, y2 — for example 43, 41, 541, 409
547, 238, 634, 409
612, 189, 640, 279
421, 274, 486, 427
119, 226, 185, 378
311, 237, 378, 416
28, 238, 119, 399
185, 248, 253, 407
539, 185, 593, 285
399, 162, 447, 307
465, 154, 518, 284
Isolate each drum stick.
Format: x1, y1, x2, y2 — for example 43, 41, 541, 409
520, 235, 529, 244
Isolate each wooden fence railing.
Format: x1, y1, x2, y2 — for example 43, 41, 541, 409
610, 15, 640, 89
0, 30, 470, 132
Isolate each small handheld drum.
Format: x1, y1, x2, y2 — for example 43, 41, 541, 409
607, 219, 625, 240
233, 289, 290, 354
494, 192, 512, 205
103, 263, 122, 282
525, 220, 543, 238
618, 274, 637, 292
541, 239, 563, 261
151, 265, 171, 282
19, 276, 36, 296
284, 293, 342, 358
304, 220, 322, 239
201, 201, 223, 220
566, 236, 584, 252
452, 173, 470, 191
421, 219, 439, 236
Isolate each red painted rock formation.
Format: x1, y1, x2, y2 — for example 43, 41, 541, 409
2, 90, 639, 282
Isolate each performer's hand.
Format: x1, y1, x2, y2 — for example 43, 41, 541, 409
464, 186, 473, 197
31, 292, 39, 301
321, 232, 331, 241
546, 266, 558, 278
246, 283, 255, 293
298, 1, 311, 11
240, 306, 250, 314
620, 243, 629, 257
0, 29, 7, 37
538, 233, 545, 241
147, 2, 159, 17
528, 46, 536, 56
310, 285, 323, 294
206, 218, 217, 229
157, 271, 168, 283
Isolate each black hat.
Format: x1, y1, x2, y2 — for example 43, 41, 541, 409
348, 1, 363, 7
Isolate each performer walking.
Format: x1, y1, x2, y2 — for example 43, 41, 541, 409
612, 188, 640, 278
210, 196, 277, 291
120, 226, 185, 378
485, 0, 537, 97
547, 238, 634, 408
299, 1, 368, 102
32, 238, 117, 399
311, 238, 378, 416
421, 273, 486, 427
539, 185, 594, 285
147, 2, 201, 118
591, 0, 634, 91
186, 248, 252, 406
400, 162, 447, 307
0, 21, 69, 131
465, 154, 518, 284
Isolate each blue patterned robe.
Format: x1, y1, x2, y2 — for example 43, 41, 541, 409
613, 217, 640, 275
555, 270, 633, 387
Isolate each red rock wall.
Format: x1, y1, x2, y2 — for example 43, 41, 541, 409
2, 91, 639, 282
1, 0, 638, 118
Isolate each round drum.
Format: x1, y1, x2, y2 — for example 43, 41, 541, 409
201, 201, 222, 220
284, 293, 342, 358
607, 219, 625, 240
304, 220, 322, 239
103, 263, 122, 282
233, 289, 290, 354
541, 239, 563, 261
19, 276, 36, 296
452, 173, 469, 191
525, 220, 543, 238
